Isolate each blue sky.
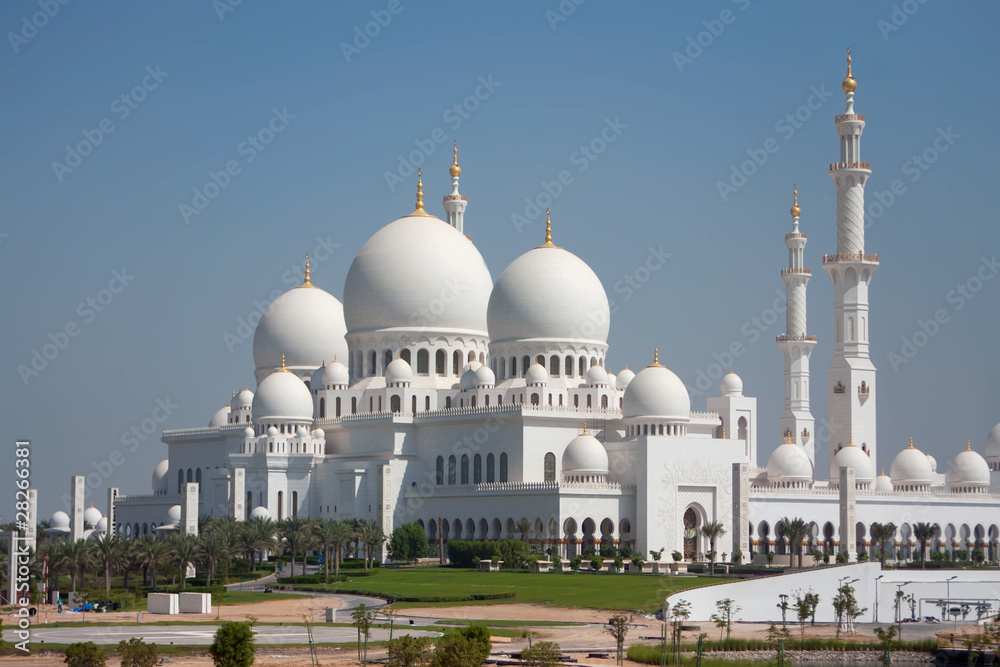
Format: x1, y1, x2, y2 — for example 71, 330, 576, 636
2, 1, 998, 519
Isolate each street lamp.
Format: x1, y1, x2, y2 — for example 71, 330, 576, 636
946, 575, 958, 626
895, 582, 910, 638
873, 574, 884, 622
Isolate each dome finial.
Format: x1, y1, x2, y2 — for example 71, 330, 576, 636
849, 435, 855, 447
407, 168, 432, 217
538, 208, 558, 248
967, 439, 972, 451
790, 184, 801, 218
300, 252, 315, 288
842, 48, 857, 93
649, 347, 663, 368
582, 421, 588, 435
909, 436, 914, 449
450, 141, 461, 178
232, 389, 236, 398
279, 354, 287, 372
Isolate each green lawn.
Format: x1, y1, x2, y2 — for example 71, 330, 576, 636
295, 567, 727, 611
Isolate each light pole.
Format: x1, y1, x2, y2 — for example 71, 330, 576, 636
895, 582, 909, 638
946, 575, 958, 626
873, 574, 884, 622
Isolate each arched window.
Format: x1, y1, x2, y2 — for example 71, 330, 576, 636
390, 395, 401, 413
461, 454, 469, 484
445, 396, 452, 409
565, 356, 574, 377
499, 453, 508, 483
453, 350, 461, 375
587, 395, 592, 408
471, 395, 477, 407
335, 397, 341, 417
468, 350, 476, 362
550, 355, 560, 376
319, 397, 326, 418
474, 454, 482, 484
384, 349, 393, 371
448, 455, 457, 485
544, 452, 556, 482
436, 350, 446, 375
511, 356, 518, 377
485, 395, 490, 406
487, 453, 495, 483
522, 356, 530, 375
178, 469, 183, 494
411, 395, 417, 414
601, 395, 608, 409
497, 395, 502, 405
536, 354, 545, 366
531, 393, 540, 405
196, 468, 202, 485
547, 394, 552, 405
574, 395, 579, 408
186, 468, 193, 483
425, 396, 430, 411
579, 356, 586, 376
351, 397, 357, 414
401, 349, 411, 364
417, 349, 429, 374
277, 491, 283, 521
436, 456, 444, 485
499, 357, 506, 380
292, 491, 298, 519
370, 350, 377, 376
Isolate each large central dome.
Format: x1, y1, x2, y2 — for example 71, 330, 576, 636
343, 215, 492, 335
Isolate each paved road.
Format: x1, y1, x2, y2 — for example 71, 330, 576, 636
5, 624, 439, 646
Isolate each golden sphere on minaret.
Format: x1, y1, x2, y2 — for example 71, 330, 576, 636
842, 48, 857, 93
790, 184, 801, 218
450, 142, 461, 177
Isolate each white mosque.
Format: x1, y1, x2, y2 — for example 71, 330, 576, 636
81, 53, 1000, 565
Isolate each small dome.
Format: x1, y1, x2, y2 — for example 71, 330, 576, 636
890, 442, 933, 485
586, 365, 609, 387
875, 471, 893, 493
50, 511, 70, 530
985, 422, 1000, 459
250, 506, 271, 521
834, 444, 874, 484
267, 426, 279, 437
926, 452, 937, 472
616, 367, 635, 391
562, 432, 609, 475
766, 442, 813, 483
606, 371, 617, 388
151, 459, 169, 494
243, 426, 255, 438
233, 388, 254, 410
622, 360, 690, 422
947, 446, 991, 487
385, 357, 413, 384
296, 426, 309, 437
525, 363, 549, 386
462, 360, 483, 374
720, 371, 743, 397
83, 506, 102, 528
474, 365, 495, 388
167, 505, 182, 523
459, 368, 477, 390
209, 405, 231, 427
313, 428, 325, 440
95, 517, 108, 533
322, 359, 350, 387
252, 368, 314, 422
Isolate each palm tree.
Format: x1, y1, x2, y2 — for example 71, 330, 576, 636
313, 520, 341, 583
197, 531, 230, 586
206, 517, 239, 582
870, 522, 898, 567
283, 524, 314, 578
330, 520, 354, 576
355, 520, 386, 571
170, 534, 199, 590
913, 523, 935, 569
135, 535, 168, 591
779, 517, 811, 569
93, 534, 123, 597
514, 518, 533, 543
52, 539, 93, 593
700, 521, 726, 575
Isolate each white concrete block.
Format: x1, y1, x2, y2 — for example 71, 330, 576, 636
178, 592, 212, 614
147, 593, 178, 614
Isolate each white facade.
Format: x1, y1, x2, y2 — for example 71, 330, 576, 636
108, 56, 1000, 567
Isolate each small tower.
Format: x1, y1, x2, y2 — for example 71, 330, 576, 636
824, 49, 879, 481
442, 142, 468, 232
776, 185, 817, 467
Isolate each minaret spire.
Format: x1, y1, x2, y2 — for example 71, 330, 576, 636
300, 253, 315, 288
407, 169, 433, 217
443, 142, 468, 232
825, 49, 878, 482
777, 184, 817, 465
538, 208, 559, 248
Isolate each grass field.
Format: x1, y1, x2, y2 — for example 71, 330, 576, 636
295, 567, 727, 611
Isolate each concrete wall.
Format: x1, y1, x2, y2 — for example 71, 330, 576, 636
147, 593, 178, 615
178, 592, 211, 614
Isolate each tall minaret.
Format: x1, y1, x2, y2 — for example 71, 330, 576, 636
824, 49, 878, 481
443, 142, 467, 232
777, 185, 817, 467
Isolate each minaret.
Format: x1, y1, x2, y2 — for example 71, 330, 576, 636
442, 142, 467, 232
776, 185, 817, 466
824, 49, 878, 480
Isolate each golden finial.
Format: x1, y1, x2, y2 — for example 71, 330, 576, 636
967, 440, 972, 451
538, 208, 558, 248
649, 347, 663, 368
849, 435, 855, 447
842, 48, 857, 93
279, 354, 287, 372
333, 355, 338, 363
784, 431, 792, 444
232, 390, 236, 398
582, 421, 589, 435
790, 184, 801, 218
407, 168, 432, 217
300, 253, 315, 288
450, 141, 461, 178
722, 427, 726, 439
909, 437, 914, 449
881, 467, 886, 476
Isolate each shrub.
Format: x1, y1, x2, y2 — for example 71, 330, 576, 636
117, 637, 158, 667
590, 556, 604, 571
570, 555, 582, 571
431, 624, 491, 667
388, 522, 429, 563
64, 642, 107, 667
671, 551, 683, 562
631, 556, 645, 570
613, 556, 624, 572
600, 544, 618, 558
208, 621, 256, 667
551, 554, 562, 567
386, 634, 433, 666
520, 640, 563, 666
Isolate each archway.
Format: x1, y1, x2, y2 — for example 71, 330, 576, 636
683, 507, 701, 560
